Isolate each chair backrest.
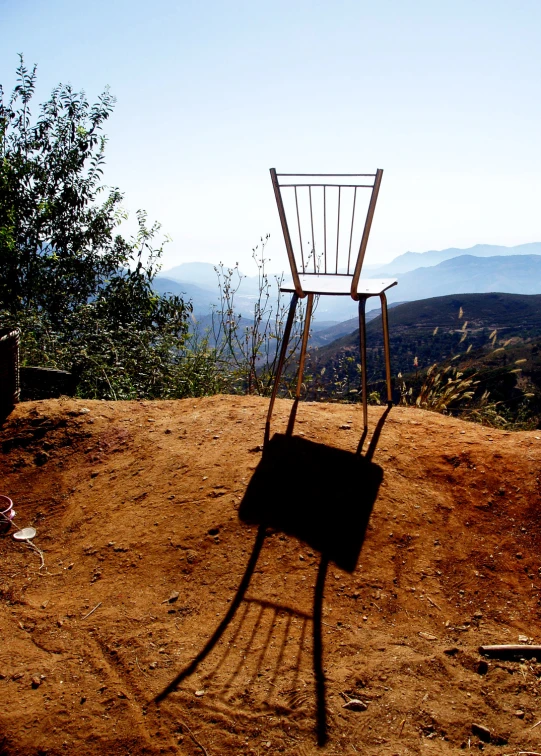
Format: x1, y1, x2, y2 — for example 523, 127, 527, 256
270, 169, 383, 297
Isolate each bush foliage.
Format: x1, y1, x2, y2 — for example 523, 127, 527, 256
0, 56, 191, 399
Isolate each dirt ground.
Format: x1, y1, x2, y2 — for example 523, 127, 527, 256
1, 395, 541, 756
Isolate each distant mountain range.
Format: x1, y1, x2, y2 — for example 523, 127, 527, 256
151, 277, 224, 313
155, 243, 541, 322
154, 263, 283, 320
382, 254, 541, 304
151, 275, 338, 333
370, 242, 541, 276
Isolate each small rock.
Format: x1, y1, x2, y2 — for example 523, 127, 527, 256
195, 690, 205, 697
339, 425, 352, 430
12, 672, 24, 681
518, 634, 530, 643
117, 691, 127, 699
31, 676, 41, 688
34, 451, 49, 466
342, 699, 368, 711
516, 552, 523, 559
149, 662, 157, 670
419, 632, 437, 641
167, 591, 179, 603
515, 710, 525, 719
477, 660, 489, 675
473, 610, 483, 619
472, 723, 491, 743
80, 408, 90, 414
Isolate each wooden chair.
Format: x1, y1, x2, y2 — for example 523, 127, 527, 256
265, 169, 397, 443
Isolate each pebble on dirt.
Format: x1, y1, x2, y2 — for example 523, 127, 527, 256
471, 723, 491, 742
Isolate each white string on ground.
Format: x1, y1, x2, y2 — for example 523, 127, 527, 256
25, 539, 46, 570
6, 515, 46, 570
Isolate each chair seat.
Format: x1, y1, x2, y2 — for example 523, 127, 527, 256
280, 274, 398, 296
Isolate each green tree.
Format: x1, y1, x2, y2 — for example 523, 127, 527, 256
0, 56, 191, 399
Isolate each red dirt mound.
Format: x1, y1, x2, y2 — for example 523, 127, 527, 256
1, 395, 541, 755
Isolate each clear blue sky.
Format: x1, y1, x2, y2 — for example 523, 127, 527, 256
2, 0, 540, 274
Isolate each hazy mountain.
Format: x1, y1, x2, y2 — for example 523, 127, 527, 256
162, 262, 221, 290
152, 277, 219, 312
158, 251, 541, 321
310, 302, 405, 346
162, 261, 264, 295
157, 263, 357, 321
372, 242, 541, 276
153, 274, 266, 318
383, 254, 541, 304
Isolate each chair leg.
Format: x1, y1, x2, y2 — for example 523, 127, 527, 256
286, 293, 314, 436
265, 293, 299, 445
295, 293, 314, 400
358, 297, 368, 431
380, 292, 393, 405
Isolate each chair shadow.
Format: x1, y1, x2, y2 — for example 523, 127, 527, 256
154, 407, 390, 747
240, 432, 383, 573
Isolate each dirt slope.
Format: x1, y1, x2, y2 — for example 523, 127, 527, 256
1, 395, 541, 755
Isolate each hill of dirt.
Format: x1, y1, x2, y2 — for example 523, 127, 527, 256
1, 395, 541, 755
